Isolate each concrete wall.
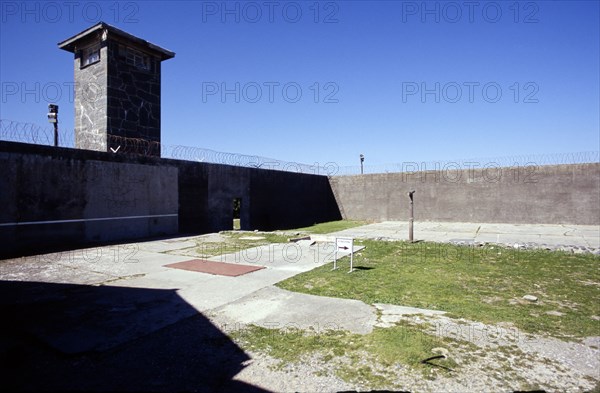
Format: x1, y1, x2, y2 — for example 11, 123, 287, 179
175, 161, 341, 233
0, 142, 178, 257
0, 141, 341, 258
2, 139, 597, 258
248, 168, 341, 231
329, 163, 600, 225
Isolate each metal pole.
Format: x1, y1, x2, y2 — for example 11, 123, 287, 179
360, 154, 364, 175
408, 190, 415, 242
53, 122, 58, 147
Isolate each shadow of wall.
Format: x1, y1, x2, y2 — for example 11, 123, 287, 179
0, 280, 268, 392
175, 161, 342, 233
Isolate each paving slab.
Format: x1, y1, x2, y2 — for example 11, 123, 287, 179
332, 221, 600, 248
203, 242, 364, 267
0, 258, 114, 285
212, 286, 377, 334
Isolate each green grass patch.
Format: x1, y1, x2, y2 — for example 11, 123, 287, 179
231, 324, 354, 364
291, 220, 367, 234
277, 240, 600, 339
230, 321, 458, 386
188, 220, 367, 258
221, 231, 291, 244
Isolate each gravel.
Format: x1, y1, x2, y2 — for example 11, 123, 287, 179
448, 239, 600, 255
225, 312, 600, 392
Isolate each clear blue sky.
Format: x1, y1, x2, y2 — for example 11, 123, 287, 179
1, 0, 599, 167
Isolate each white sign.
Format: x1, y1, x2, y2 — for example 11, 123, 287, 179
336, 237, 353, 251
333, 237, 354, 273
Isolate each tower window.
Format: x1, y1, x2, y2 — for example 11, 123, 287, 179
126, 47, 151, 71
81, 44, 100, 67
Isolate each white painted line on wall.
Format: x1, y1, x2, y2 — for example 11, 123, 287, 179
0, 214, 178, 227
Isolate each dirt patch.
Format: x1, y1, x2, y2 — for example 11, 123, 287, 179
482, 296, 503, 304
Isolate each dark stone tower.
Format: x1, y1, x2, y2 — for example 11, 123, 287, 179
58, 22, 174, 156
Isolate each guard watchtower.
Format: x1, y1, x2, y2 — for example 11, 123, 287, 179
58, 22, 174, 156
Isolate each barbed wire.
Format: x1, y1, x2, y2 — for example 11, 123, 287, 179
0, 119, 75, 147
0, 119, 332, 175
2, 119, 598, 176
336, 151, 600, 175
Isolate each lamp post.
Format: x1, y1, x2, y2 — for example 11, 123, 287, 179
359, 154, 364, 175
408, 190, 415, 242
47, 104, 59, 147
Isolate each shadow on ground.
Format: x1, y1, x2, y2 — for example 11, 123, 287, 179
0, 280, 268, 392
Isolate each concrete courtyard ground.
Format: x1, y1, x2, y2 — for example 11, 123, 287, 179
0, 221, 598, 392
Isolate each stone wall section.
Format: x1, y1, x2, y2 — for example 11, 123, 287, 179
74, 41, 108, 151
106, 40, 162, 155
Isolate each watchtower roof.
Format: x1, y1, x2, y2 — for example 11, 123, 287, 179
58, 21, 175, 61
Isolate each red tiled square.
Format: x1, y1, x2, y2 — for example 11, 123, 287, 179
164, 259, 265, 277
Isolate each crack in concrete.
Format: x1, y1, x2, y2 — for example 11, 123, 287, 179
95, 273, 147, 286
561, 225, 579, 238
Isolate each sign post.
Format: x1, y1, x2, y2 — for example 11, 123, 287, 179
408, 190, 415, 242
334, 237, 354, 273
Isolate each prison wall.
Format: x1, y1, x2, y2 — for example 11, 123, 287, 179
174, 161, 341, 233
0, 142, 178, 257
0, 141, 341, 258
329, 163, 600, 225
